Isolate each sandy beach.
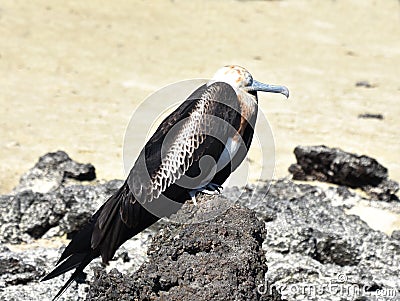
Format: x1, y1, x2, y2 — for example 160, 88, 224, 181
1, 1, 399, 196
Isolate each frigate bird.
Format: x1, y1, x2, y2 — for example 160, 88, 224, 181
42, 65, 289, 300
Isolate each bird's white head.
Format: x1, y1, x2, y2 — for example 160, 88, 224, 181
210, 65, 289, 98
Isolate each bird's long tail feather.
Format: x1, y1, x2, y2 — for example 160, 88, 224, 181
44, 253, 95, 301
41, 182, 160, 300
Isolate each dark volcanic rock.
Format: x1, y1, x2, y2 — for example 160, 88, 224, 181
0, 180, 123, 244
362, 178, 400, 202
226, 180, 400, 300
54, 180, 123, 239
391, 230, 400, 241
0, 150, 122, 244
288, 145, 387, 186
355, 81, 376, 88
0, 245, 42, 287
0, 242, 94, 301
288, 145, 399, 201
2, 150, 400, 301
13, 150, 96, 194
358, 113, 384, 120
86, 195, 281, 301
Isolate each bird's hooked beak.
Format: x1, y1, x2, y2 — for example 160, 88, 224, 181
247, 80, 289, 98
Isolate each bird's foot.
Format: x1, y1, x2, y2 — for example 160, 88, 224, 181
189, 183, 223, 206
201, 182, 223, 195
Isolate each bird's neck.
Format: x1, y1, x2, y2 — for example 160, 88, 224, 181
237, 90, 258, 136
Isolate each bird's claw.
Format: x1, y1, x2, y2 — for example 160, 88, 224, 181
201, 183, 223, 194
189, 183, 223, 206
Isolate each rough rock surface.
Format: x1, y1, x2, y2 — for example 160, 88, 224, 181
86, 195, 281, 301
13, 151, 96, 194
1, 150, 400, 301
288, 145, 399, 201
0, 151, 123, 244
0, 245, 43, 287
0, 242, 94, 301
0, 180, 123, 244
226, 180, 400, 300
0, 230, 153, 301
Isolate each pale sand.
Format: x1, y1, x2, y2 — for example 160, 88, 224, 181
1, 1, 399, 230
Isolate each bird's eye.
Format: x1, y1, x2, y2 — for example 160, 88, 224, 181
246, 74, 253, 86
